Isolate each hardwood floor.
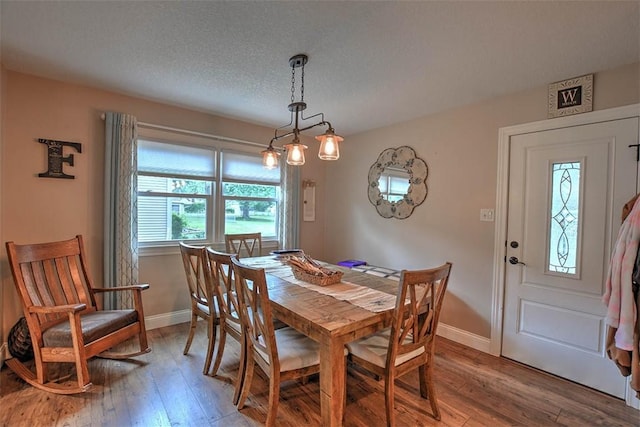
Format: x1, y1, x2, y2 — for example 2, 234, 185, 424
0, 322, 638, 426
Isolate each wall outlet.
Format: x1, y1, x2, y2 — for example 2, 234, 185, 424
480, 208, 494, 222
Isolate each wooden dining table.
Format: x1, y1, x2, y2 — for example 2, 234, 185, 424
241, 256, 400, 427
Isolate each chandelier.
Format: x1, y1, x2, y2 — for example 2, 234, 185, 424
262, 54, 343, 169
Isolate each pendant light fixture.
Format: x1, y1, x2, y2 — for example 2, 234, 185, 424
262, 54, 343, 169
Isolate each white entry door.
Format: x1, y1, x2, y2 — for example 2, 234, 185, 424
503, 117, 639, 398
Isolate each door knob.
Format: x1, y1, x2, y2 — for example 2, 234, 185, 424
508, 256, 526, 266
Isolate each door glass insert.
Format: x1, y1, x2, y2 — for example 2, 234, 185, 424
548, 162, 581, 275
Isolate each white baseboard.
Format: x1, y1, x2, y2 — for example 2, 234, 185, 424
144, 309, 192, 330
437, 322, 492, 354
142, 312, 494, 354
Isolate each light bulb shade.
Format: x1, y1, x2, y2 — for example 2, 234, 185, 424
261, 146, 280, 169
284, 143, 308, 166
315, 131, 343, 160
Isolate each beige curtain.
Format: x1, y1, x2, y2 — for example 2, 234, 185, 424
104, 112, 139, 309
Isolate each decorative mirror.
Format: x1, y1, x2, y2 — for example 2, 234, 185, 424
368, 146, 428, 219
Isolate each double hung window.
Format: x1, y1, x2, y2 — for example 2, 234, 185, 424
221, 152, 280, 237
137, 136, 280, 246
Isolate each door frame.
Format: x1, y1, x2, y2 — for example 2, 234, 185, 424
491, 103, 640, 407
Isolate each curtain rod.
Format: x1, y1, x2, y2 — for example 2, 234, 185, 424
100, 113, 268, 149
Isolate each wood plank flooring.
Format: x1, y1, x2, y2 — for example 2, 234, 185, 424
0, 322, 638, 426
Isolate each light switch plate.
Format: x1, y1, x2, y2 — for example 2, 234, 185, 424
480, 208, 495, 222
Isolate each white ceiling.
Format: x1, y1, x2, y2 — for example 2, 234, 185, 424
1, 1, 639, 136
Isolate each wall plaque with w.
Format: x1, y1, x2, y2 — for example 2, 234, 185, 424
548, 74, 593, 118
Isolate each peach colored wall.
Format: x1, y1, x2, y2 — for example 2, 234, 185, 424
0, 71, 326, 337
324, 62, 640, 339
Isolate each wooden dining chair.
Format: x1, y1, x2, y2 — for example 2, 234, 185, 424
231, 256, 325, 426
224, 232, 262, 258
4, 235, 151, 394
179, 242, 217, 375
206, 249, 243, 383
346, 262, 452, 425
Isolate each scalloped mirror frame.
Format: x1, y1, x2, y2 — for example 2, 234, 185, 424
367, 146, 428, 219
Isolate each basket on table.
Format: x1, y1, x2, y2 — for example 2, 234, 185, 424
290, 266, 343, 286
286, 255, 343, 286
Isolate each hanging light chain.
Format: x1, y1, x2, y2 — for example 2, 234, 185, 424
300, 60, 305, 103
290, 64, 296, 105
290, 60, 305, 103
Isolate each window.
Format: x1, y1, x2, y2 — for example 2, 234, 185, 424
137, 138, 280, 246
221, 151, 280, 236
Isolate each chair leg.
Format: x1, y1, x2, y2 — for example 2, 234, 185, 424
420, 363, 441, 420
233, 333, 247, 405
419, 363, 428, 398
34, 353, 47, 384
237, 356, 255, 410
75, 357, 91, 391
71, 321, 91, 390
210, 324, 227, 377
265, 372, 281, 427
203, 317, 217, 375
384, 374, 396, 427
134, 293, 150, 352
183, 312, 198, 355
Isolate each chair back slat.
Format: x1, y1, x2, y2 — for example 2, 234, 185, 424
54, 257, 81, 305
225, 233, 262, 258
388, 263, 452, 364
66, 255, 90, 303
179, 242, 213, 306
21, 262, 48, 307
44, 258, 71, 307
6, 236, 98, 327
231, 256, 279, 370
207, 249, 242, 332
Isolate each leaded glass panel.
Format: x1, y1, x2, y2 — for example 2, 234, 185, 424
548, 162, 580, 274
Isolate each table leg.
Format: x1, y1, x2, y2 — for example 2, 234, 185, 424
319, 336, 345, 427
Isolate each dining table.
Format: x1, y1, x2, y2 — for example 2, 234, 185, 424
241, 255, 401, 427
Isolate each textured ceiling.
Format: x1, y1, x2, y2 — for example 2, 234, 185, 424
1, 1, 639, 136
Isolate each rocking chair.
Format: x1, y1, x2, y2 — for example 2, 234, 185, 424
4, 235, 151, 394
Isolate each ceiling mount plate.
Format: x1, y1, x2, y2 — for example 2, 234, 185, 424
289, 54, 308, 68
288, 101, 307, 112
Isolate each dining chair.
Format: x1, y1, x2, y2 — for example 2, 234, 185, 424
346, 262, 452, 425
224, 232, 262, 258
231, 256, 325, 427
179, 242, 217, 375
206, 249, 244, 390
